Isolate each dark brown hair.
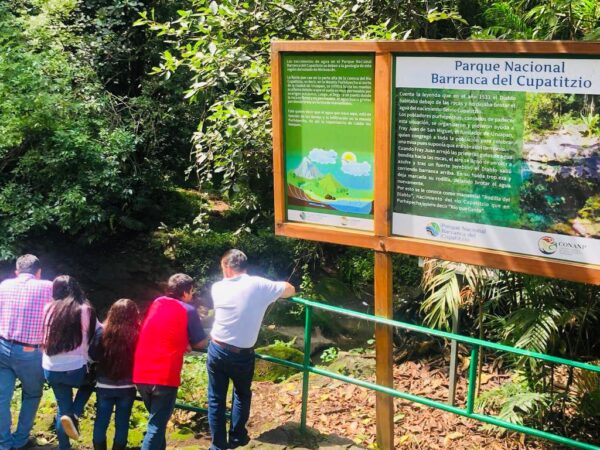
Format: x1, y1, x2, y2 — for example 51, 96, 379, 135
44, 275, 94, 356
99, 299, 141, 380
166, 273, 194, 299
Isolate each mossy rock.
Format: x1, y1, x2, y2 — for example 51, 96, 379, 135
254, 344, 304, 382
328, 352, 375, 378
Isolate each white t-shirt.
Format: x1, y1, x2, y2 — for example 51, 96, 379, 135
42, 303, 98, 372
210, 274, 287, 348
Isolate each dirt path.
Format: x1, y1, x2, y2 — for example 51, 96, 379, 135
24, 352, 583, 449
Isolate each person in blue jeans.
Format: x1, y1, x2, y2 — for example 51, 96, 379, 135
0, 254, 52, 450
90, 299, 141, 450
208, 250, 295, 450
133, 274, 207, 450
0, 341, 46, 450
42, 276, 98, 450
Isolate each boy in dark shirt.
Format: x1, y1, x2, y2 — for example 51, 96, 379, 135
133, 274, 207, 450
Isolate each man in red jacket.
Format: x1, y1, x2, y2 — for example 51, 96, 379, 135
133, 274, 207, 450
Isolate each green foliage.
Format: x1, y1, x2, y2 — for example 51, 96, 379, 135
320, 346, 340, 363
524, 93, 573, 134
476, 379, 551, 427
420, 260, 463, 330
336, 248, 374, 294
471, 0, 600, 40
581, 110, 600, 136
579, 195, 600, 221
154, 227, 299, 290
574, 361, 600, 418
136, 0, 466, 229
178, 354, 209, 405
0, 2, 187, 257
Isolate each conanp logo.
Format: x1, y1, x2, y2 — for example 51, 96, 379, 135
538, 236, 558, 255
425, 222, 441, 237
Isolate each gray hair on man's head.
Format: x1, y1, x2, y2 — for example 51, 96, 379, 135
16, 254, 41, 274
221, 249, 248, 273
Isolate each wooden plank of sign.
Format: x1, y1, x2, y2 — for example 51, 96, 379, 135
271, 48, 286, 224
385, 237, 600, 285
274, 222, 378, 249
271, 40, 600, 55
373, 52, 392, 241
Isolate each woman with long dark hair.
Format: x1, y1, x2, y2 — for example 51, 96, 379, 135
91, 299, 141, 450
43, 275, 97, 450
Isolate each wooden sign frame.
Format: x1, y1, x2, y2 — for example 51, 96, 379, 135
272, 40, 600, 285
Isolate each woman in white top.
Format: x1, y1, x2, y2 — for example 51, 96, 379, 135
42, 275, 97, 450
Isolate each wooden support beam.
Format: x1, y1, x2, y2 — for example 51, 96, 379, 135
375, 251, 394, 449
374, 51, 394, 450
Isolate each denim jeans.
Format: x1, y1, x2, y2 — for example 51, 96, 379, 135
0, 339, 45, 450
93, 387, 136, 446
206, 341, 255, 450
44, 366, 89, 450
136, 384, 178, 450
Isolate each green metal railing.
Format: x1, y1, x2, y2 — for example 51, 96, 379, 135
255, 296, 600, 450
174, 296, 600, 449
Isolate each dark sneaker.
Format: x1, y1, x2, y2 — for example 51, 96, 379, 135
10, 437, 38, 450
228, 435, 251, 449
60, 414, 80, 440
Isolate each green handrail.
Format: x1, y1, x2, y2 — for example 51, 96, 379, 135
254, 296, 600, 450
286, 296, 600, 374
171, 296, 599, 449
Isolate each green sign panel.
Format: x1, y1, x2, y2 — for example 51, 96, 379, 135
282, 53, 375, 231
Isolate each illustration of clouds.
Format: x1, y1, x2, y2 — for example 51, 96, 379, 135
308, 148, 337, 164
341, 160, 371, 176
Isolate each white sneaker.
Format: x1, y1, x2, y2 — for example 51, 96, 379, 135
60, 415, 80, 440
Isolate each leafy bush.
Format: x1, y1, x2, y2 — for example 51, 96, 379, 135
136, 0, 467, 229
153, 227, 300, 291
0, 2, 172, 257
476, 379, 551, 428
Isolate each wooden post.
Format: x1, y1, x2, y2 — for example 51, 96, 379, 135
374, 51, 394, 449
374, 252, 394, 449
271, 47, 285, 227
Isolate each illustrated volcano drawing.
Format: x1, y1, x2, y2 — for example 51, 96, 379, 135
294, 157, 322, 179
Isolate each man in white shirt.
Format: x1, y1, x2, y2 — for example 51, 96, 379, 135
207, 249, 295, 450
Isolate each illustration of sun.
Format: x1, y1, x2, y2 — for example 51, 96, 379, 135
341, 152, 357, 163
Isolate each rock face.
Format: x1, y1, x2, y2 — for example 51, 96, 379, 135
522, 124, 600, 181
294, 157, 322, 179
524, 124, 600, 162
519, 124, 600, 238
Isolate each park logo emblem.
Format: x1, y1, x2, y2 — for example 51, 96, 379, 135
538, 236, 558, 255
425, 222, 441, 237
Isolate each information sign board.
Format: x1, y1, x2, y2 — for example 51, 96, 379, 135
282, 53, 375, 231
392, 55, 600, 265
271, 41, 600, 284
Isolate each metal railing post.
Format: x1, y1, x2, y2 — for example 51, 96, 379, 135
466, 345, 480, 415
300, 304, 313, 433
